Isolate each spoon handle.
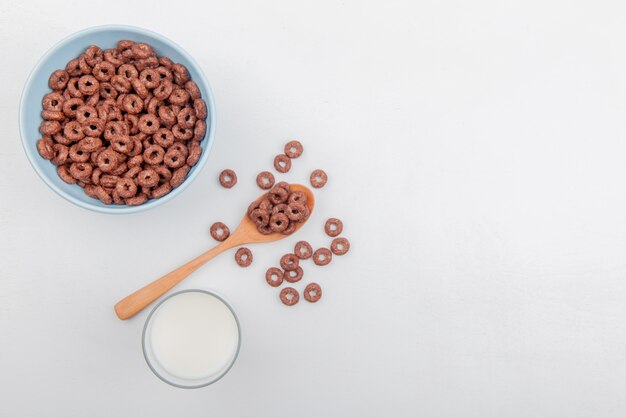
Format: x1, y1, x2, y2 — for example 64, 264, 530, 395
114, 241, 233, 320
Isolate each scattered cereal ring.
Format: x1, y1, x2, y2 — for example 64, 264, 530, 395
325, 218, 343, 237
284, 266, 304, 283
280, 253, 299, 271
219, 169, 237, 188
310, 169, 328, 188
210, 222, 230, 241
256, 171, 275, 189
265, 267, 283, 287
331, 237, 350, 255
280, 287, 299, 306
303, 283, 322, 303
294, 241, 313, 260
313, 248, 332, 266
273, 154, 291, 173
235, 247, 253, 267
284, 140, 303, 158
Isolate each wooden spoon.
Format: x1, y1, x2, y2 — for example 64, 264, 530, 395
114, 184, 315, 320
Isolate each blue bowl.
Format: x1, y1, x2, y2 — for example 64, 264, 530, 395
19, 25, 216, 214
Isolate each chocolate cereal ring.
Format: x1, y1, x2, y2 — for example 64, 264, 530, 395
136, 169, 160, 188
273, 154, 291, 173
268, 185, 288, 205
164, 148, 186, 169
280, 253, 299, 271
170, 165, 190, 188
235, 248, 253, 267
172, 63, 190, 85
143, 145, 165, 165
177, 107, 196, 128
284, 140, 303, 158
78, 75, 99, 95
48, 69, 69, 90
250, 209, 270, 227
193, 98, 207, 119
153, 128, 174, 148
310, 169, 328, 188
272, 204, 288, 215
138, 113, 160, 134
284, 266, 304, 283
84, 45, 103, 67
39, 120, 62, 135
81, 118, 105, 137
313, 248, 332, 266
92, 61, 115, 81
41, 110, 65, 121
122, 94, 144, 114
280, 287, 299, 306
151, 183, 172, 199
158, 105, 177, 126
51, 143, 69, 166
42, 92, 64, 112
288, 191, 307, 205
115, 177, 137, 198
125, 193, 148, 206
219, 169, 237, 188
303, 283, 322, 303
185, 80, 201, 100
294, 241, 313, 260
186, 142, 202, 167
172, 124, 193, 141
193, 119, 206, 141
331, 237, 350, 255
96, 149, 120, 173
69, 143, 90, 163
37, 137, 55, 160
256, 171, 275, 189
282, 221, 297, 235
168, 88, 190, 105
57, 164, 77, 184
269, 213, 289, 232
69, 162, 93, 181
325, 218, 343, 237
265, 267, 284, 287
210, 222, 230, 241
287, 203, 307, 222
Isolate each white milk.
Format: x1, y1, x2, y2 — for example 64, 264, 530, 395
148, 291, 240, 381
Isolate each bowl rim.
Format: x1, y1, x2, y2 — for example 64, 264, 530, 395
19, 24, 216, 215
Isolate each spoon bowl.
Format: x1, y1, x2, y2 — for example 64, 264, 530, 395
114, 184, 315, 320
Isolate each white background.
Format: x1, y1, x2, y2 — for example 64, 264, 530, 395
2, 0, 626, 416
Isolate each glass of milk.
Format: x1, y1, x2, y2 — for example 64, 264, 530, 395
142, 289, 241, 388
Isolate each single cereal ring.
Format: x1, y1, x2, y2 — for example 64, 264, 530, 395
136, 169, 160, 188
111, 75, 132, 93
284, 266, 304, 283
159, 56, 174, 69
125, 114, 140, 134
117, 39, 135, 52
325, 218, 343, 237
250, 209, 270, 227
65, 58, 82, 76
124, 165, 141, 178
97, 149, 120, 173
268, 185, 289, 205
273, 154, 291, 173
41, 110, 65, 121
100, 174, 119, 189
219, 169, 237, 188
84, 184, 98, 199
138, 114, 160, 134
172, 63, 190, 85
62, 97, 84, 118
284, 140, 303, 158
172, 124, 193, 141
51, 143, 69, 166
280, 253, 299, 271
158, 105, 177, 126
310, 169, 328, 188
272, 203, 288, 215
275, 181, 291, 192
131, 77, 149, 99
235, 248, 253, 267
143, 145, 165, 165
287, 203, 307, 222
303, 283, 322, 303
313, 248, 332, 266
48, 69, 69, 90
57, 164, 77, 184
84, 45, 103, 67
153, 79, 174, 101
78, 54, 92, 75
152, 128, 173, 148
331, 237, 350, 256
42, 92, 64, 112
104, 48, 123, 67
256, 171, 275, 189
51, 132, 72, 145
177, 107, 196, 129
169, 142, 189, 158
69, 143, 90, 163
186, 143, 202, 167
104, 121, 128, 141
78, 136, 103, 153
111, 135, 135, 155
39, 120, 62, 135
122, 94, 144, 114
94, 186, 113, 204
131, 42, 154, 59
81, 118, 105, 137
282, 221, 297, 235
75, 105, 97, 124
258, 224, 272, 235
151, 182, 172, 199
146, 97, 160, 115
115, 177, 137, 198
37, 137, 55, 160
125, 193, 148, 206
265, 267, 284, 287
168, 88, 190, 105
194, 98, 207, 119
78, 75, 99, 95
170, 165, 190, 188
193, 119, 206, 141
156, 65, 173, 81
294, 241, 313, 259
85, 91, 100, 107
210, 222, 230, 241
92, 61, 115, 81
118, 63, 138, 80
66, 77, 81, 97
270, 213, 289, 232
153, 165, 172, 183
288, 191, 308, 206
69, 162, 93, 180
185, 80, 201, 99
280, 287, 299, 306
111, 189, 125, 205
163, 148, 186, 169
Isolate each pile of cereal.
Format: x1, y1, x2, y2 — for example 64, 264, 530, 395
210, 140, 349, 306
36, 41, 207, 205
